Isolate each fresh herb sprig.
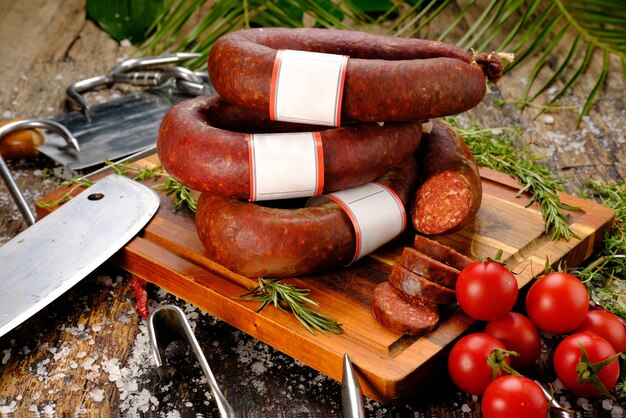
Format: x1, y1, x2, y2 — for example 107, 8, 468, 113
447, 117, 579, 241
36, 177, 95, 208
37, 162, 198, 213
111, 161, 198, 212
238, 278, 342, 336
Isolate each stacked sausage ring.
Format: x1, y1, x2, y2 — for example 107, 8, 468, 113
157, 28, 503, 278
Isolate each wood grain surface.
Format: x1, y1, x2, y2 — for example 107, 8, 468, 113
1, 0, 625, 416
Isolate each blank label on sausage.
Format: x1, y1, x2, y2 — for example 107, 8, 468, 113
308, 183, 406, 263
270, 49, 348, 127
248, 132, 324, 201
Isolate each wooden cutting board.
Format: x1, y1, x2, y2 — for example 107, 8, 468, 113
37, 155, 614, 404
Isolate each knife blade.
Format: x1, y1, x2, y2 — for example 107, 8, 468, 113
0, 174, 160, 337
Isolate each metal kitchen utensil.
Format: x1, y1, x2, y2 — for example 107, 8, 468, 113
342, 353, 365, 418
65, 52, 206, 113
535, 381, 576, 418
0, 174, 160, 338
148, 304, 235, 418
39, 53, 213, 171
0, 119, 80, 226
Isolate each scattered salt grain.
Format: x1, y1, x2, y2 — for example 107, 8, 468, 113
0, 401, 17, 414
461, 403, 472, 413
90, 389, 105, 403
603, 399, 614, 410
1, 349, 10, 365
611, 404, 624, 418
543, 114, 555, 124
120, 39, 132, 48
576, 397, 592, 411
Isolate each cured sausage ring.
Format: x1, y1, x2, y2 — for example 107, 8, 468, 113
195, 157, 418, 278
157, 94, 422, 199
208, 28, 505, 124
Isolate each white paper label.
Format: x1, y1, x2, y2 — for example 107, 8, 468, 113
248, 132, 324, 201
308, 182, 406, 263
270, 49, 348, 127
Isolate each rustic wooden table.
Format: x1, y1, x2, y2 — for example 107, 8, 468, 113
1, 0, 625, 416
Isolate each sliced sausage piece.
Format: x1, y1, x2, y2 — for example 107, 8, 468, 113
195, 158, 418, 278
157, 95, 422, 197
371, 281, 439, 337
411, 119, 482, 235
208, 28, 504, 123
413, 234, 474, 270
388, 264, 456, 305
399, 246, 459, 288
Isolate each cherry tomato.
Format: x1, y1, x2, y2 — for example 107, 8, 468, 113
574, 310, 626, 353
525, 272, 589, 334
553, 331, 620, 398
484, 312, 542, 369
481, 375, 548, 418
456, 261, 518, 321
447, 333, 509, 395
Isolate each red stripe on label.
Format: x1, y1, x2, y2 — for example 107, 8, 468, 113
314, 132, 324, 196
269, 50, 283, 121
375, 182, 407, 234
326, 195, 361, 264
247, 134, 256, 201
334, 56, 349, 128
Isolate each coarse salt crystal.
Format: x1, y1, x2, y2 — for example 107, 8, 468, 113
461, 404, 472, 413
91, 389, 105, 402
1, 349, 11, 365
543, 115, 554, 124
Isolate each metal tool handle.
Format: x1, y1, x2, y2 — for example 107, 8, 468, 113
0, 120, 79, 226
148, 305, 235, 418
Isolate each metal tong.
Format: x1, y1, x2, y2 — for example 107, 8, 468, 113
66, 52, 209, 119
535, 381, 576, 418
148, 305, 235, 418
0, 120, 79, 226
342, 354, 365, 418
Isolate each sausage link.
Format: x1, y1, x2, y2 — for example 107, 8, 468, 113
195, 158, 418, 278
208, 28, 503, 123
411, 119, 482, 235
157, 95, 422, 197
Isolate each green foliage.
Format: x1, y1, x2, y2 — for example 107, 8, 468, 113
576, 181, 626, 319
86, 0, 165, 44
238, 277, 342, 336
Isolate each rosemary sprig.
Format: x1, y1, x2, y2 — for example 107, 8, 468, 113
447, 117, 579, 241
36, 162, 198, 213
109, 161, 198, 212
238, 278, 342, 336
36, 177, 95, 208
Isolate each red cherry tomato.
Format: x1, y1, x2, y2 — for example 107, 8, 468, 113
574, 310, 626, 353
525, 272, 589, 334
456, 261, 518, 321
484, 312, 542, 369
481, 375, 548, 418
553, 331, 620, 398
447, 333, 509, 395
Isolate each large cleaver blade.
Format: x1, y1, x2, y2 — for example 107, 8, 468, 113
0, 174, 160, 337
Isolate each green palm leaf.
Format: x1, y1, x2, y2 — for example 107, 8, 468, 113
131, 0, 626, 121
